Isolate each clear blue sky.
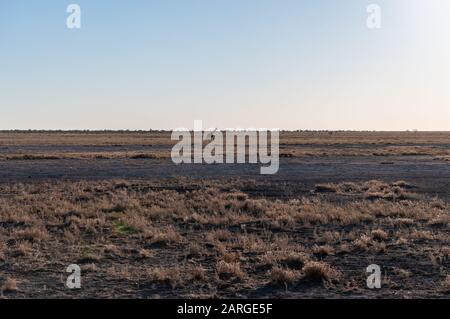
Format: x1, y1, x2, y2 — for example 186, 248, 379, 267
1, 0, 449, 130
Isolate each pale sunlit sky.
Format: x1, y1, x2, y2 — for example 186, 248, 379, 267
1, 0, 449, 130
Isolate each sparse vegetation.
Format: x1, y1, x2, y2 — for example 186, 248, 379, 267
2, 278, 18, 293
302, 261, 339, 282
0, 178, 447, 298
442, 276, 450, 293
0, 131, 448, 298
216, 261, 245, 280
270, 267, 299, 286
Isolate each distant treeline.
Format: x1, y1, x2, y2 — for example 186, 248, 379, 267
0, 129, 403, 134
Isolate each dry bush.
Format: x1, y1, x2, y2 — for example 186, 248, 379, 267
258, 251, 280, 268
106, 264, 132, 280
79, 250, 102, 263
81, 263, 98, 274
103, 244, 120, 255
314, 184, 338, 193
393, 268, 411, 279
13, 241, 33, 257
216, 261, 244, 280
338, 243, 351, 253
371, 229, 388, 241
187, 242, 204, 258
442, 276, 450, 293
428, 215, 450, 228
391, 181, 415, 189
12, 227, 49, 242
393, 218, 415, 227
441, 247, 450, 260
364, 186, 415, 201
242, 199, 267, 216
147, 267, 182, 288
0, 243, 5, 261
270, 267, 299, 286
374, 241, 387, 253
435, 156, 450, 162
321, 231, 342, 244
114, 216, 145, 234
259, 251, 308, 270
312, 245, 334, 256
221, 251, 241, 263
302, 261, 339, 282
395, 237, 408, 245
63, 230, 77, 244
191, 266, 208, 281
2, 278, 18, 293
409, 230, 435, 241
138, 249, 152, 259
226, 192, 248, 202
145, 226, 182, 245
206, 229, 232, 243
233, 233, 268, 254
280, 252, 309, 269
352, 234, 372, 251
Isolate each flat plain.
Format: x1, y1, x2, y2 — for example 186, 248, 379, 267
0, 131, 449, 298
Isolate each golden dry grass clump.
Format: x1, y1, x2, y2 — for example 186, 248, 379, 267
302, 261, 340, 282
442, 276, 450, 293
216, 261, 245, 280
270, 267, 299, 286
2, 278, 18, 293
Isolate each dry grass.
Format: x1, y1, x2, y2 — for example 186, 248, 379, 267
312, 245, 334, 256
0, 243, 5, 262
0, 131, 172, 146
2, 131, 448, 146
138, 249, 152, 259
280, 252, 309, 269
1, 131, 449, 161
0, 130, 448, 298
0, 178, 448, 298
270, 267, 299, 286
147, 267, 182, 288
13, 241, 33, 257
442, 276, 450, 293
216, 261, 245, 280
0, 151, 169, 161
3, 147, 448, 161
302, 261, 340, 282
12, 227, 50, 242
2, 278, 18, 293
371, 229, 388, 241
314, 180, 417, 201
191, 266, 208, 282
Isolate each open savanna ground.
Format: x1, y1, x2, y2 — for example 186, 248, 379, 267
0, 131, 449, 298
0, 131, 449, 161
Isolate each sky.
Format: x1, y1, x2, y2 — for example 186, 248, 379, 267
0, 0, 449, 130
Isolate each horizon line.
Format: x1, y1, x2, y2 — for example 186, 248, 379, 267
0, 129, 448, 133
